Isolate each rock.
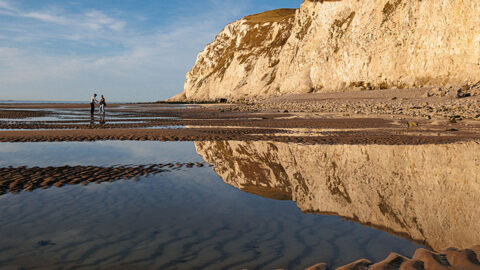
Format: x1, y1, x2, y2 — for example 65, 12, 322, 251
336, 259, 371, 270
407, 122, 418, 128
304, 263, 328, 270
307, 246, 480, 269
368, 253, 408, 270
448, 117, 457, 123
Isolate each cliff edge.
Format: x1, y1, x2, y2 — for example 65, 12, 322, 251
171, 0, 480, 101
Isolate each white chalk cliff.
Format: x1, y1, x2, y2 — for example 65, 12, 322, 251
171, 0, 480, 101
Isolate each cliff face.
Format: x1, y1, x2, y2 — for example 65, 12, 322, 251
195, 141, 480, 251
170, 9, 296, 101
173, 0, 480, 101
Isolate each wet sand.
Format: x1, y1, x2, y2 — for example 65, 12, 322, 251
0, 102, 479, 145
0, 162, 208, 195
0, 109, 50, 119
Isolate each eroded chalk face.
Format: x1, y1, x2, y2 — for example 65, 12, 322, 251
195, 140, 480, 251
177, 0, 480, 102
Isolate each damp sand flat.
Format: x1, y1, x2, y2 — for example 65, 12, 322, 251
0, 141, 421, 269
1, 103, 480, 145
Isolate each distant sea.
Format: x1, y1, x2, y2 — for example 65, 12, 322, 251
0, 100, 83, 104
0, 100, 128, 104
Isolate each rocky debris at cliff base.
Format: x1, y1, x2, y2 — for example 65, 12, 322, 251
305, 246, 480, 270
426, 82, 480, 99
233, 89, 480, 120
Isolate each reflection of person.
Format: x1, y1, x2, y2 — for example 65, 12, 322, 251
99, 95, 106, 115
90, 93, 98, 114
99, 113, 105, 125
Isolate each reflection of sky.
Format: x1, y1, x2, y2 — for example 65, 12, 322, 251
0, 141, 201, 167
0, 167, 421, 269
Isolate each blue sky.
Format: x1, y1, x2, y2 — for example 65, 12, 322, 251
0, 0, 303, 102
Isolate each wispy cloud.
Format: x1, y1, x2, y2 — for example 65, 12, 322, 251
83, 10, 126, 31
21, 11, 69, 24
0, 0, 13, 10
0, 1, 126, 34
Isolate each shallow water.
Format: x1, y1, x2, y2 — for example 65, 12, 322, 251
0, 108, 178, 124
0, 141, 197, 167
144, 125, 185, 129
0, 141, 427, 269
196, 140, 480, 252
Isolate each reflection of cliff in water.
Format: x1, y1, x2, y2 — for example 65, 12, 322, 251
195, 141, 480, 251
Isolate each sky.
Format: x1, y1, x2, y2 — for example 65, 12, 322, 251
0, 0, 303, 102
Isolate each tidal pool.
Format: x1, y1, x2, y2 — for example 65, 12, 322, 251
0, 108, 178, 125
0, 141, 198, 167
0, 141, 436, 269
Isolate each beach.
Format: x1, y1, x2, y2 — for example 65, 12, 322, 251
1, 88, 480, 144
3, 0, 480, 268
1, 90, 479, 269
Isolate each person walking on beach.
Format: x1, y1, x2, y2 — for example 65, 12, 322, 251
90, 93, 98, 114
99, 95, 106, 115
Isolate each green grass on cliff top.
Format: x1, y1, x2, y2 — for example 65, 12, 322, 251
244, 8, 296, 24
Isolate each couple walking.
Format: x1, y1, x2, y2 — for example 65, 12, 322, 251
90, 93, 107, 114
